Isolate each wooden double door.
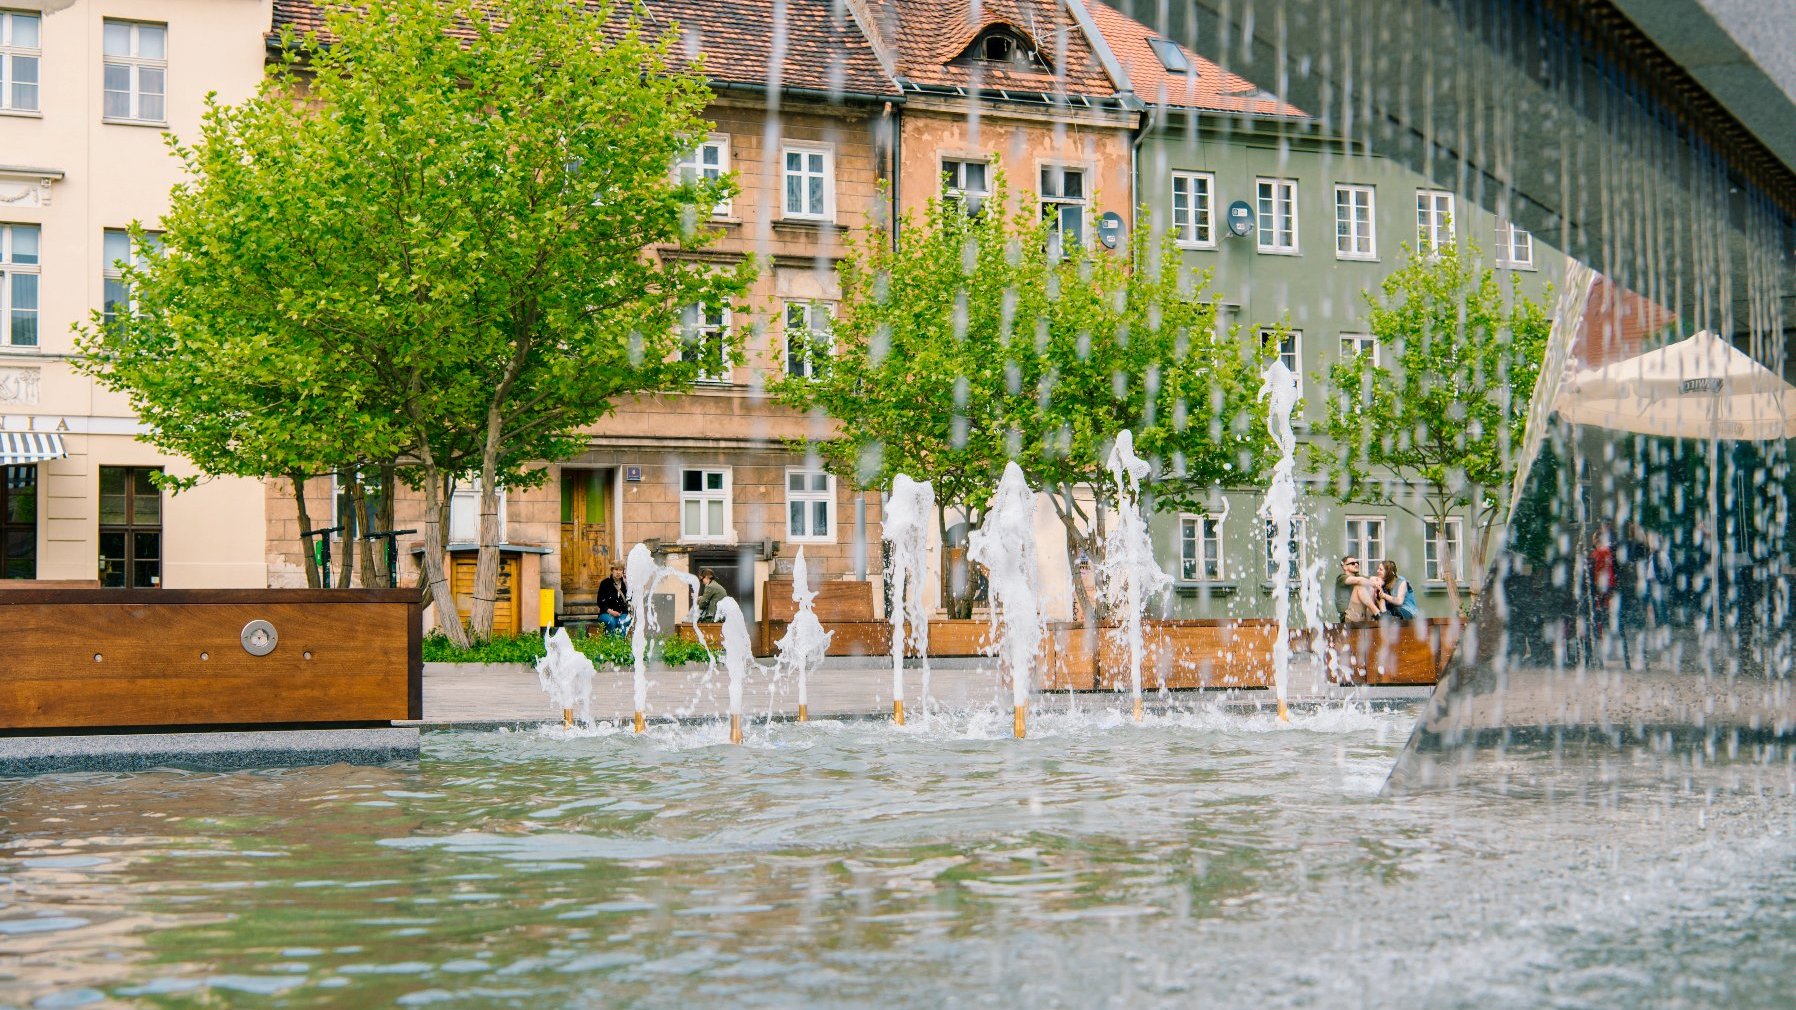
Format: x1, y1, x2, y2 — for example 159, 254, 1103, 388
560, 469, 614, 605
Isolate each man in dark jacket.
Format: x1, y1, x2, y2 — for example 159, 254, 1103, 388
596, 564, 629, 636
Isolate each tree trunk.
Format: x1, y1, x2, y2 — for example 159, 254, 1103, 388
1049, 483, 1095, 622
1436, 506, 1463, 614
468, 407, 505, 639
377, 461, 398, 588
291, 472, 320, 589
352, 474, 376, 589
419, 460, 470, 647
333, 469, 356, 589
938, 504, 974, 620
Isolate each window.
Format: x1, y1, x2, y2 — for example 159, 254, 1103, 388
102, 228, 163, 323
782, 146, 833, 220
960, 26, 1046, 71
332, 469, 389, 540
1040, 165, 1086, 256
99, 466, 161, 588
786, 469, 834, 542
1416, 189, 1454, 251
102, 20, 166, 124
681, 468, 730, 541
1334, 184, 1376, 259
1340, 333, 1378, 365
1, 464, 34, 579
1256, 178, 1298, 253
447, 480, 506, 544
1179, 514, 1222, 582
1497, 221, 1535, 269
0, 10, 40, 113
680, 303, 730, 384
783, 300, 833, 379
1260, 328, 1302, 392
942, 159, 989, 207
1344, 517, 1385, 572
1171, 171, 1215, 248
1264, 515, 1310, 582
0, 223, 37, 347
1424, 518, 1465, 583
1147, 37, 1191, 74
674, 136, 731, 217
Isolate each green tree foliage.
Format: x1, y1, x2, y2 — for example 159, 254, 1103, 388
774, 171, 1269, 617
1317, 241, 1552, 603
79, 0, 747, 642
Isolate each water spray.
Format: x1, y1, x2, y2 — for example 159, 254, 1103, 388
884, 475, 935, 726
1257, 361, 1302, 722
967, 462, 1046, 739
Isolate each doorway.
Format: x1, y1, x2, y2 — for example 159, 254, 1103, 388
560, 468, 613, 606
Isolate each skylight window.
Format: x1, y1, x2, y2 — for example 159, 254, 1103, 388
1147, 38, 1190, 74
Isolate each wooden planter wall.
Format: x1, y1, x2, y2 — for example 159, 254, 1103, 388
0, 588, 422, 732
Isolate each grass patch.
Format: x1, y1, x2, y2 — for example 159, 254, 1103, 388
422, 630, 715, 667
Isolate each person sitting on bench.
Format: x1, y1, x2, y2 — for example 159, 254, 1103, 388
695, 568, 727, 622
596, 564, 630, 636
1333, 555, 1383, 623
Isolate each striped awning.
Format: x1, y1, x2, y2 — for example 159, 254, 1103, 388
0, 431, 67, 466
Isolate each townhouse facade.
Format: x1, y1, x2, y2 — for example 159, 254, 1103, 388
0, 0, 270, 589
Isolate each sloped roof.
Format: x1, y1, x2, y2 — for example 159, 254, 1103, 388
858, 0, 1119, 98
1086, 0, 1303, 117
269, 0, 900, 98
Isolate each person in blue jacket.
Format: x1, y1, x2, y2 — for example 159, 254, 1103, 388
1379, 560, 1417, 621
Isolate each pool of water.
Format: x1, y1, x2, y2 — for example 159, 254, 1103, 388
4, 703, 1795, 1008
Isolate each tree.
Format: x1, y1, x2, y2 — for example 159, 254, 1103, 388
1316, 240, 1552, 609
775, 170, 1270, 619
80, 0, 748, 643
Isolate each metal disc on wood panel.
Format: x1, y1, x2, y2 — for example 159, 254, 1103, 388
241, 620, 279, 656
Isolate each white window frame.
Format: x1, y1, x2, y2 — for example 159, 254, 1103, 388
1256, 177, 1298, 254
1178, 513, 1223, 582
782, 300, 833, 379
1333, 184, 1376, 260
1264, 515, 1310, 582
680, 467, 732, 543
448, 480, 507, 544
942, 158, 990, 205
101, 19, 167, 125
1424, 517, 1465, 584
1339, 333, 1378, 365
680, 303, 731, 384
102, 228, 163, 322
1416, 189, 1454, 252
781, 144, 835, 222
1040, 163, 1088, 257
785, 468, 835, 543
1260, 328, 1303, 395
0, 10, 41, 114
1497, 220, 1536, 270
0, 222, 39, 348
1170, 171, 1216, 249
1344, 516, 1386, 573
674, 134, 731, 218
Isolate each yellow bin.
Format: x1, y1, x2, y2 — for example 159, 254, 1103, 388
540, 588, 556, 628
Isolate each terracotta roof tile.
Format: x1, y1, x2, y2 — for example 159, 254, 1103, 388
269, 0, 900, 98
1086, 0, 1303, 117
860, 0, 1118, 97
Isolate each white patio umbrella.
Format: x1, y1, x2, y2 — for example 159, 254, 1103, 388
1554, 330, 1796, 632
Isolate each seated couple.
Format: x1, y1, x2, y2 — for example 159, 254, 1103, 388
594, 564, 730, 635
1333, 556, 1417, 624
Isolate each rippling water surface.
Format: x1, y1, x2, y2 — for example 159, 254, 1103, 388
3, 704, 1795, 1008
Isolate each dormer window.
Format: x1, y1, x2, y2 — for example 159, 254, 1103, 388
956, 25, 1049, 73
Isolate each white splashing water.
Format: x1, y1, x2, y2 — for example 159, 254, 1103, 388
773, 546, 831, 711
966, 462, 1045, 714
625, 542, 707, 722
534, 626, 595, 725
1257, 362, 1302, 714
714, 597, 756, 722
884, 475, 935, 714
1099, 430, 1173, 712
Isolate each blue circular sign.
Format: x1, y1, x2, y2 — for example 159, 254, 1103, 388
1098, 211, 1126, 249
1226, 200, 1255, 237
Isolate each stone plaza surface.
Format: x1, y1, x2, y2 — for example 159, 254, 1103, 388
417, 659, 1433, 726
0, 727, 420, 775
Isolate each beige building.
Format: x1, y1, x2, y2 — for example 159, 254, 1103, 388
0, 0, 270, 588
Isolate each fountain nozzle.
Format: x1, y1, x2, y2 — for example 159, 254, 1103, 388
1014, 705, 1026, 739
562, 708, 573, 729
729, 713, 743, 744
1132, 697, 1143, 722
893, 699, 905, 726
798, 703, 809, 722
633, 710, 645, 734
1277, 699, 1290, 722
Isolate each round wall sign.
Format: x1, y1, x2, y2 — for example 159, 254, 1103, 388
1226, 200, 1255, 237
1097, 211, 1126, 249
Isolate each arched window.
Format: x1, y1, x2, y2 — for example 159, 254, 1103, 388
954, 25, 1049, 72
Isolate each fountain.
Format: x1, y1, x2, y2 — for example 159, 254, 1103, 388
1257, 361, 1302, 722
884, 474, 935, 726
714, 597, 756, 744
966, 462, 1045, 738
624, 543, 706, 733
1100, 430, 1173, 722
534, 626, 596, 728
773, 547, 832, 722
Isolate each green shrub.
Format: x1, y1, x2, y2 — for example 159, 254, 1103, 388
421, 628, 718, 667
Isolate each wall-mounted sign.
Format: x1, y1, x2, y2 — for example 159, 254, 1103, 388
1097, 211, 1126, 249
1226, 201, 1255, 238
624, 465, 642, 482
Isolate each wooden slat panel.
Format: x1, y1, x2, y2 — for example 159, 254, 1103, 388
760, 580, 875, 623
0, 594, 418, 730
